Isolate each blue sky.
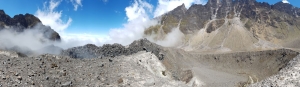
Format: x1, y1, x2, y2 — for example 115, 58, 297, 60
0, 0, 299, 34
0, 0, 158, 34
0, 0, 299, 46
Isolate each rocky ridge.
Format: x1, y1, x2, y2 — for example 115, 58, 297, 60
61, 38, 165, 59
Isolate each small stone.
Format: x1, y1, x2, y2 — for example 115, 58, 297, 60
1, 75, 6, 80
14, 72, 19, 76
51, 63, 58, 68
61, 81, 72, 86
17, 76, 22, 80
118, 78, 123, 84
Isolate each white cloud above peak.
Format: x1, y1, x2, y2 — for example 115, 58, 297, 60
282, 0, 289, 4
154, 0, 206, 17
71, 0, 83, 11
35, 0, 72, 32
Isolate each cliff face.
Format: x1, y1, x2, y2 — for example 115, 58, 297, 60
145, 0, 300, 51
0, 10, 61, 41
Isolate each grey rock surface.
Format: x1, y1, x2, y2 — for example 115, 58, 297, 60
1, 41, 300, 87
0, 50, 190, 87
61, 38, 164, 59
250, 54, 300, 87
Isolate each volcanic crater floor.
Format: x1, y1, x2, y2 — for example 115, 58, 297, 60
0, 48, 299, 87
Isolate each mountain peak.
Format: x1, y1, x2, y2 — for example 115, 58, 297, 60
0, 10, 61, 41
171, 3, 187, 14
0, 9, 5, 15
145, 0, 300, 51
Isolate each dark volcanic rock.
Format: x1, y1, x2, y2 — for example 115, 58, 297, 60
61, 38, 164, 59
61, 44, 100, 58
151, 0, 300, 34
0, 9, 61, 41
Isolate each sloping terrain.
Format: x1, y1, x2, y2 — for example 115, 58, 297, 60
0, 39, 299, 87
0, 50, 190, 87
144, 0, 300, 52
162, 48, 299, 87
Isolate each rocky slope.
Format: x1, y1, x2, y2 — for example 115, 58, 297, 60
61, 39, 164, 59
144, 0, 300, 52
0, 10, 61, 41
1, 39, 300, 87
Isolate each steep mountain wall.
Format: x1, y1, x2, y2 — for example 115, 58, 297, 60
144, 0, 300, 52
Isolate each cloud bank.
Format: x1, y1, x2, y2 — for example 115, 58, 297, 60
105, 0, 157, 45
106, 0, 207, 46
34, 0, 207, 49
0, 0, 208, 56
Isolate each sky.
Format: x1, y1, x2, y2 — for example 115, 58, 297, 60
0, 0, 299, 47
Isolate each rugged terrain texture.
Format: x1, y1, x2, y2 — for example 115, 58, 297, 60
249, 54, 300, 87
144, 0, 300, 52
0, 10, 61, 41
1, 39, 299, 87
61, 39, 164, 59
1, 0, 300, 87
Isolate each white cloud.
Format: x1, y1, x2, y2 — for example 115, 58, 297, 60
86, 0, 207, 46
106, 0, 158, 45
56, 33, 108, 49
154, 0, 206, 17
0, 27, 51, 51
125, 0, 153, 21
147, 25, 185, 47
34, 0, 208, 49
71, 0, 83, 11
282, 0, 289, 3
35, 0, 72, 32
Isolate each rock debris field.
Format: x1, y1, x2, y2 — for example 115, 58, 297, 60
0, 39, 299, 87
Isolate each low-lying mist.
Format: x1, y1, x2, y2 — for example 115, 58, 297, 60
145, 26, 185, 47
0, 24, 58, 55
0, 0, 207, 56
